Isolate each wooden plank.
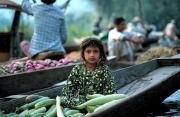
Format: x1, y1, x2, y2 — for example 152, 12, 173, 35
86, 66, 180, 117
0, 82, 66, 103
113, 59, 159, 89
0, 0, 23, 12
4, 95, 28, 101
157, 58, 180, 66
0, 86, 64, 113
0, 64, 74, 98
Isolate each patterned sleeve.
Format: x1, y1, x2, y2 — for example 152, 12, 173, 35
60, 65, 87, 108
60, 19, 68, 44
22, 0, 33, 15
103, 65, 117, 94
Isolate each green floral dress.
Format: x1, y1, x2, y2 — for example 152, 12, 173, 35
60, 64, 117, 108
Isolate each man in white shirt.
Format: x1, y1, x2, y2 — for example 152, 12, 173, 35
165, 20, 179, 41
108, 17, 144, 62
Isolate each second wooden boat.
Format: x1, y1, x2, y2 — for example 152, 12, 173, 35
1, 55, 180, 116
0, 56, 120, 98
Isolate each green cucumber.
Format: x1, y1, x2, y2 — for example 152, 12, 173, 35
19, 97, 49, 111
29, 107, 46, 116
75, 94, 127, 109
65, 110, 80, 116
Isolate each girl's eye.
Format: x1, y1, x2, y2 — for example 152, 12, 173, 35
86, 50, 91, 53
94, 50, 99, 53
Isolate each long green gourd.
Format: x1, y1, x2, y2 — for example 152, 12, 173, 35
94, 100, 120, 112
56, 96, 65, 117
75, 94, 127, 109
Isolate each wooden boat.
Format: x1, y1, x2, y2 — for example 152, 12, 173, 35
1, 55, 180, 116
0, 56, 132, 98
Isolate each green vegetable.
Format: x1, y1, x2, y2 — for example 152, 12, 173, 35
25, 94, 44, 103
72, 112, 85, 117
86, 105, 99, 113
26, 108, 36, 116
65, 110, 80, 116
31, 113, 45, 117
63, 108, 70, 115
45, 105, 57, 117
45, 104, 56, 115
34, 99, 56, 109
19, 109, 29, 116
56, 96, 65, 117
94, 100, 120, 112
0, 110, 19, 117
75, 94, 127, 109
86, 94, 104, 99
29, 107, 46, 116
18, 97, 49, 111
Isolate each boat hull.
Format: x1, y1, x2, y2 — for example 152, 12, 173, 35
0, 56, 118, 98
1, 57, 180, 117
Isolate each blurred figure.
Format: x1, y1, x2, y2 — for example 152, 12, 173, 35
158, 34, 172, 47
21, 0, 68, 60
108, 13, 116, 27
99, 24, 114, 41
126, 22, 147, 37
92, 16, 103, 35
130, 16, 164, 48
108, 17, 144, 62
165, 20, 179, 41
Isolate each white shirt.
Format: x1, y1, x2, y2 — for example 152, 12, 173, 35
108, 28, 125, 56
108, 28, 143, 56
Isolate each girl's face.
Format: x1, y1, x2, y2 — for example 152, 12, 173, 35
84, 45, 100, 65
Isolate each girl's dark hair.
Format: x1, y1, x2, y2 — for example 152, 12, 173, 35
41, 0, 56, 4
80, 37, 107, 65
114, 17, 125, 25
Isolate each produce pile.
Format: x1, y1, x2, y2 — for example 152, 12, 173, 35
65, 51, 81, 60
0, 58, 79, 75
0, 94, 127, 117
135, 46, 177, 64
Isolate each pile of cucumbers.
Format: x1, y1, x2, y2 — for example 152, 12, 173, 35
74, 94, 127, 114
17, 95, 85, 117
6, 93, 127, 117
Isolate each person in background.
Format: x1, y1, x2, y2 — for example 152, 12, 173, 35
20, 0, 68, 60
108, 13, 116, 28
92, 16, 103, 35
99, 24, 114, 41
158, 34, 172, 47
60, 37, 117, 108
165, 19, 179, 41
108, 17, 144, 62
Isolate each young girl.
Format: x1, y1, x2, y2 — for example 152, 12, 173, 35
60, 37, 117, 108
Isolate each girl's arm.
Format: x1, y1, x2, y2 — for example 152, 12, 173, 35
103, 66, 117, 94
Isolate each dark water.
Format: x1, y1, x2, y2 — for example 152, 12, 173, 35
146, 89, 180, 116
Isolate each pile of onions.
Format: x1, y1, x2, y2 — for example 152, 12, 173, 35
0, 58, 78, 75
